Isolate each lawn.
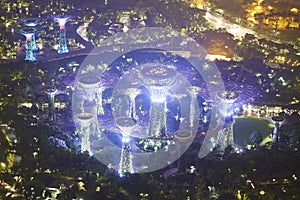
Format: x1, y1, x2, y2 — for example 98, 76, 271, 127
233, 116, 273, 147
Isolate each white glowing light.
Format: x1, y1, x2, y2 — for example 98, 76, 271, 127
55, 18, 69, 26
54, 17, 70, 29
122, 136, 131, 143
22, 33, 33, 41
148, 86, 167, 103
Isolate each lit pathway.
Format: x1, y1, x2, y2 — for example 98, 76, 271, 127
204, 11, 256, 40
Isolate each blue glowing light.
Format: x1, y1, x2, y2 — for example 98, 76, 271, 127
21, 32, 36, 61
54, 16, 70, 54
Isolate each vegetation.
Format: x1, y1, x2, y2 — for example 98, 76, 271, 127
0, 0, 299, 199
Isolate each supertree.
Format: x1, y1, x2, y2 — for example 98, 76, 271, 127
187, 86, 201, 128
124, 87, 140, 121
136, 64, 177, 152
271, 116, 284, 143
19, 27, 37, 61
116, 117, 136, 176
75, 112, 96, 154
44, 88, 58, 122
216, 91, 239, 153
54, 14, 70, 54
19, 18, 41, 51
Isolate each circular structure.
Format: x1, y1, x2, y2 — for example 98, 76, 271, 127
139, 64, 177, 103
174, 130, 193, 141
45, 88, 58, 95
19, 18, 41, 27
19, 27, 37, 35
77, 75, 101, 102
73, 27, 227, 173
78, 75, 101, 89
140, 64, 177, 87
54, 14, 70, 27
75, 113, 95, 124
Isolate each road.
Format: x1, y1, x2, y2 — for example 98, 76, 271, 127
1, 11, 258, 64
204, 11, 256, 40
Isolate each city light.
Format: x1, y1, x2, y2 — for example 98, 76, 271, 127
0, 0, 299, 199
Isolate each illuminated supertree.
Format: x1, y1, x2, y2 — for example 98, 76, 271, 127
137, 64, 177, 151
54, 14, 70, 54
118, 136, 133, 177
75, 112, 96, 154
125, 87, 140, 121
187, 86, 201, 128
77, 75, 101, 102
216, 91, 239, 153
116, 117, 136, 176
19, 18, 41, 51
19, 27, 37, 61
271, 116, 284, 143
96, 86, 106, 116
45, 88, 58, 122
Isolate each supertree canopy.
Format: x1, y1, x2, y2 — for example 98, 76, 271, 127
71, 27, 258, 174
54, 14, 70, 54
18, 27, 37, 61
19, 18, 41, 51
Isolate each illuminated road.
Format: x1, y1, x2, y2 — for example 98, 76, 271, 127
76, 18, 94, 42
204, 11, 256, 39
